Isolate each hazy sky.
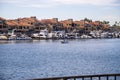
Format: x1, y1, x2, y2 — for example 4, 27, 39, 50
0, 0, 120, 25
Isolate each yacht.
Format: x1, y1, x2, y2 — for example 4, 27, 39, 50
8, 29, 32, 40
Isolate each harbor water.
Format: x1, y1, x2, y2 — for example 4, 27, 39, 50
0, 39, 120, 80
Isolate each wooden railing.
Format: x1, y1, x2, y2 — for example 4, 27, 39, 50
30, 73, 120, 80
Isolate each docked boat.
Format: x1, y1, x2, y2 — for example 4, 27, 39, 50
16, 36, 32, 40
8, 31, 32, 40
0, 35, 7, 40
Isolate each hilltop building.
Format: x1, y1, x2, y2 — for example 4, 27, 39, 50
0, 16, 110, 35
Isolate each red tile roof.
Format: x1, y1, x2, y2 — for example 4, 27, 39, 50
0, 17, 5, 20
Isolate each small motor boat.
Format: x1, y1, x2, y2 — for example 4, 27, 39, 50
61, 39, 68, 44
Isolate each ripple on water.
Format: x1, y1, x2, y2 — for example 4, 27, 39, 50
0, 39, 120, 80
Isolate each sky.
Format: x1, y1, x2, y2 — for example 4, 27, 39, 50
0, 0, 120, 25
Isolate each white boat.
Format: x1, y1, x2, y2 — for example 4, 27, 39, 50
0, 35, 7, 40
16, 36, 32, 40
32, 29, 48, 39
61, 39, 68, 44
8, 29, 32, 40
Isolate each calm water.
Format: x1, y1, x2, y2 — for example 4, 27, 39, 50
0, 39, 120, 80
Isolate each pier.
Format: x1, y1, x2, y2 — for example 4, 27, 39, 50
30, 74, 120, 80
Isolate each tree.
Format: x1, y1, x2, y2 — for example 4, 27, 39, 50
84, 18, 92, 22
102, 21, 109, 24
111, 21, 120, 31
114, 21, 120, 26
47, 25, 53, 33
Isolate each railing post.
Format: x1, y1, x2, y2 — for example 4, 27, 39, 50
90, 77, 92, 80
63, 78, 67, 80
106, 76, 109, 80
98, 76, 101, 80
82, 77, 84, 80
73, 78, 76, 80
114, 76, 116, 80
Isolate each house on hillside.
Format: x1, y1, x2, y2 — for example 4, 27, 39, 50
0, 17, 8, 34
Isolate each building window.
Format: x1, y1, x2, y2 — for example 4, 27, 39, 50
3, 26, 7, 28
0, 26, 2, 28
31, 23, 33, 25
19, 26, 22, 29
